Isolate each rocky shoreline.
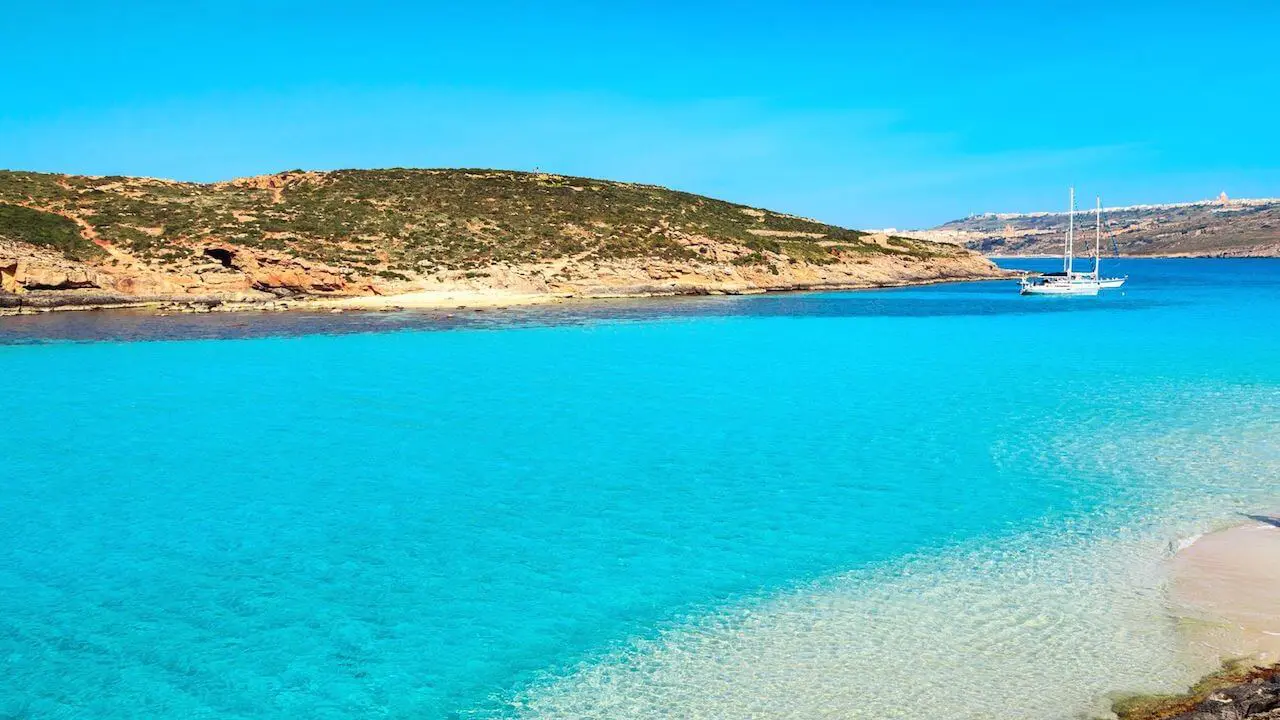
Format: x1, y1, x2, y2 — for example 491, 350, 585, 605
1, 254, 1013, 317
1114, 663, 1280, 720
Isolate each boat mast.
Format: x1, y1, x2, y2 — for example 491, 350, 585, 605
1094, 195, 1102, 280
1065, 186, 1075, 275
1064, 185, 1075, 272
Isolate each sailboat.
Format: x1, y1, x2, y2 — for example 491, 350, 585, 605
1019, 188, 1101, 295
1088, 196, 1127, 289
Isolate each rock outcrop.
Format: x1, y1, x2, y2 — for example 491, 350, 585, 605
1115, 664, 1280, 720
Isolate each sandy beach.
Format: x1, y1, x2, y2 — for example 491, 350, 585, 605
308, 288, 561, 311
1170, 515, 1280, 666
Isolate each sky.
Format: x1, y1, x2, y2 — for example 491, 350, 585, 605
2, 1, 1277, 228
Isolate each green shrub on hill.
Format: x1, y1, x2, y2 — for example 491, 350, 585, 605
0, 203, 105, 261
0, 168, 960, 273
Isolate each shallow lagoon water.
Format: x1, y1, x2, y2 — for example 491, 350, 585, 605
2, 259, 1278, 718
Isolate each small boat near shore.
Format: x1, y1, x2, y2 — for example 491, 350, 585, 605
1020, 190, 1127, 295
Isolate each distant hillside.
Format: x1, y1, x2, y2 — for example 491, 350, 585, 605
0, 169, 1001, 308
916, 196, 1279, 257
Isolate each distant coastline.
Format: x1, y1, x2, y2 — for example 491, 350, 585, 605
888, 196, 1280, 258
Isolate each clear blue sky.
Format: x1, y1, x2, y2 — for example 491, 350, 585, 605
2, 1, 1276, 227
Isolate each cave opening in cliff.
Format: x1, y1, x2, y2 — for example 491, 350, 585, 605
204, 248, 235, 268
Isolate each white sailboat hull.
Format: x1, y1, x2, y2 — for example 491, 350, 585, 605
1020, 279, 1100, 296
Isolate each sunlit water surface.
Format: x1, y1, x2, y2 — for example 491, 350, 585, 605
2, 259, 1278, 718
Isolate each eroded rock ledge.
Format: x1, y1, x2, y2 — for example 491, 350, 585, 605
1, 250, 1011, 315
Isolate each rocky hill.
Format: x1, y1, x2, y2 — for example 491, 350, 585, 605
0, 169, 1001, 310
913, 196, 1279, 257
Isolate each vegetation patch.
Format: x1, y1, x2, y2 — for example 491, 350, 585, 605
0, 203, 104, 261
0, 169, 958, 275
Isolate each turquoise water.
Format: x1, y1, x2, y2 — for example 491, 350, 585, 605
2, 259, 1278, 718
